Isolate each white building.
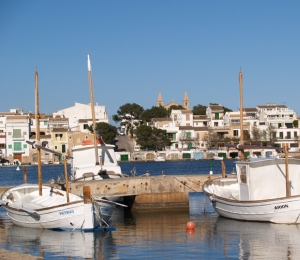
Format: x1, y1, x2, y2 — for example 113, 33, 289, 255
54, 102, 108, 131
6, 115, 30, 163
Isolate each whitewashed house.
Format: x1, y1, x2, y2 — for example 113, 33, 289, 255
6, 115, 30, 163
54, 102, 108, 131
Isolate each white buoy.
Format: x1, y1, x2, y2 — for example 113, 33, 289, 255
16, 166, 20, 171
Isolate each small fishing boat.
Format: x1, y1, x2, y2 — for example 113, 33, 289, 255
213, 156, 223, 161
154, 156, 165, 162
203, 70, 300, 224
0, 68, 119, 231
69, 54, 127, 183
0, 183, 117, 230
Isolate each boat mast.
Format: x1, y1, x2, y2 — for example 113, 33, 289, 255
239, 69, 245, 160
35, 68, 42, 196
285, 145, 290, 197
87, 53, 99, 165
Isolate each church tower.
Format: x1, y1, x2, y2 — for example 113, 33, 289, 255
182, 92, 190, 110
157, 92, 163, 107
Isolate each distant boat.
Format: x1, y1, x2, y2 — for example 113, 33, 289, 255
213, 156, 223, 161
154, 156, 165, 162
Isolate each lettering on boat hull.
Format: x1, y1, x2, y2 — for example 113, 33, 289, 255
274, 204, 288, 210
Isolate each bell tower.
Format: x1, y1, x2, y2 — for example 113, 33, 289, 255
157, 92, 163, 107
182, 92, 190, 110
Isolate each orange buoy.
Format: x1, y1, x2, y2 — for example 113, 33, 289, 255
186, 221, 195, 230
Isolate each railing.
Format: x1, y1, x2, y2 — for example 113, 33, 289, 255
12, 135, 25, 141
13, 148, 25, 153
179, 137, 195, 141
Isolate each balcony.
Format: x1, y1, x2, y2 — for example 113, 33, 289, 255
179, 137, 195, 141
13, 148, 25, 154
12, 135, 25, 141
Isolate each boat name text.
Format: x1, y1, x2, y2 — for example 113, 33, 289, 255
59, 210, 74, 215
274, 204, 288, 210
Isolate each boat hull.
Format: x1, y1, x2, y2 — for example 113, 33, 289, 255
1, 184, 114, 230
208, 195, 300, 224
5, 202, 87, 230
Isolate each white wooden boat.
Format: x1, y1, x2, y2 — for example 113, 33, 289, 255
154, 156, 165, 162
203, 156, 300, 224
0, 184, 116, 230
1, 68, 120, 231
213, 156, 223, 160
70, 54, 126, 183
203, 70, 300, 224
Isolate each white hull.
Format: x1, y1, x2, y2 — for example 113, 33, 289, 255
213, 156, 223, 160
70, 143, 127, 202
154, 156, 165, 161
208, 194, 300, 224
203, 157, 300, 224
1, 184, 115, 230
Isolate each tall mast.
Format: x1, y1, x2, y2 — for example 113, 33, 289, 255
35, 68, 42, 195
239, 69, 245, 159
87, 53, 99, 165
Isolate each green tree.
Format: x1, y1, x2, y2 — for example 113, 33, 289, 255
140, 106, 168, 122
293, 120, 299, 128
87, 122, 118, 144
193, 104, 207, 115
251, 123, 262, 145
135, 125, 170, 149
266, 124, 277, 146
112, 103, 144, 124
150, 128, 171, 149
134, 125, 153, 147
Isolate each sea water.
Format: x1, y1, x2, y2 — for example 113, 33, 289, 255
0, 161, 299, 259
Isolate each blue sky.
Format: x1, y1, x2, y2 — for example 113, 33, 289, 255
1, 1, 300, 124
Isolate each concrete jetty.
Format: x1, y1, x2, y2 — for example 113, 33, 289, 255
0, 174, 235, 212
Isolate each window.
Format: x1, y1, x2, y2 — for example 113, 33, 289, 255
186, 132, 191, 139
54, 146, 58, 150
13, 129, 21, 138
14, 142, 22, 151
83, 124, 89, 129
233, 130, 239, 137
44, 121, 48, 125
186, 114, 190, 120
279, 132, 283, 139
239, 166, 247, 183
215, 113, 219, 119
294, 131, 298, 138
8, 144, 12, 149
214, 122, 218, 126
23, 144, 27, 148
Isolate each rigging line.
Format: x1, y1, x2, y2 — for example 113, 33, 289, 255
173, 177, 199, 192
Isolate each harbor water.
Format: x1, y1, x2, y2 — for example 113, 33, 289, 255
0, 160, 299, 259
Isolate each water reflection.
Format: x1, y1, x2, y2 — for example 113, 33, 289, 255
0, 194, 299, 259
216, 218, 300, 259
4, 223, 115, 259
